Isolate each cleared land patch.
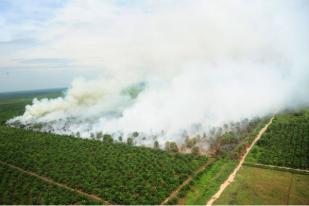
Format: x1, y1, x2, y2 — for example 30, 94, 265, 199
214, 165, 309, 205
161, 158, 216, 205
289, 173, 309, 205
206, 116, 274, 205
177, 159, 236, 205
215, 111, 309, 205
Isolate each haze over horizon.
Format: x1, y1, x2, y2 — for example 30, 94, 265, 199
1, 2, 309, 205
0, 0, 308, 93
5, 0, 309, 147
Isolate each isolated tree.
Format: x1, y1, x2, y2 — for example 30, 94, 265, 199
154, 141, 160, 149
209, 128, 216, 136
220, 132, 238, 145
185, 137, 196, 148
127, 137, 133, 145
165, 141, 170, 151
118, 136, 123, 142
191, 146, 200, 156
132, 131, 139, 137
96, 132, 103, 140
103, 134, 113, 143
169, 142, 179, 153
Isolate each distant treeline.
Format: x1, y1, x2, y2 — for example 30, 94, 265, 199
0, 88, 66, 100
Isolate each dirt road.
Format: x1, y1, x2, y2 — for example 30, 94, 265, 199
206, 116, 275, 205
161, 159, 215, 205
0, 160, 111, 205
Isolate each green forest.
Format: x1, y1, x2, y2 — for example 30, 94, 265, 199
247, 110, 309, 169
1, 90, 308, 205
0, 90, 211, 205
0, 163, 99, 205
0, 125, 208, 204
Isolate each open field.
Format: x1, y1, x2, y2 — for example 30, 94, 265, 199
206, 116, 274, 205
214, 165, 309, 205
170, 117, 272, 205
177, 159, 236, 205
247, 111, 309, 169
212, 111, 309, 205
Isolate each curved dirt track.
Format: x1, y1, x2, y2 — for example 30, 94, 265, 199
206, 116, 275, 205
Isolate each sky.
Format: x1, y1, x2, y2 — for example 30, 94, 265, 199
0, 0, 167, 92
0, 0, 113, 92
0, 0, 308, 93
0, 1, 66, 92
5, 0, 309, 146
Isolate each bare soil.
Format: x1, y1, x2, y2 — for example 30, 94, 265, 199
206, 116, 274, 205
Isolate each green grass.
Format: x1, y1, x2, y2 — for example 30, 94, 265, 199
177, 159, 236, 205
214, 165, 309, 205
3, 90, 308, 205
289, 174, 309, 205
0, 163, 100, 205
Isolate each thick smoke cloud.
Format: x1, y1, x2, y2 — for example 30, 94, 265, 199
8, 0, 309, 147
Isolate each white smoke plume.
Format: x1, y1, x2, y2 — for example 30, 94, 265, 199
8, 0, 309, 147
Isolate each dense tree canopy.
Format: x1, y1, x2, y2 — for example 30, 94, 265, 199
0, 164, 99, 205
0, 126, 207, 204
248, 111, 309, 170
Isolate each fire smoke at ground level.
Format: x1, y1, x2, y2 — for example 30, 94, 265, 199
7, 0, 309, 150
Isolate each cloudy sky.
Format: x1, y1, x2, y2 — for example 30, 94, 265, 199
0, 0, 128, 92
0, 0, 308, 93
4, 0, 309, 143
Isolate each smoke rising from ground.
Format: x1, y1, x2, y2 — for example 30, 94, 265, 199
8, 0, 309, 147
